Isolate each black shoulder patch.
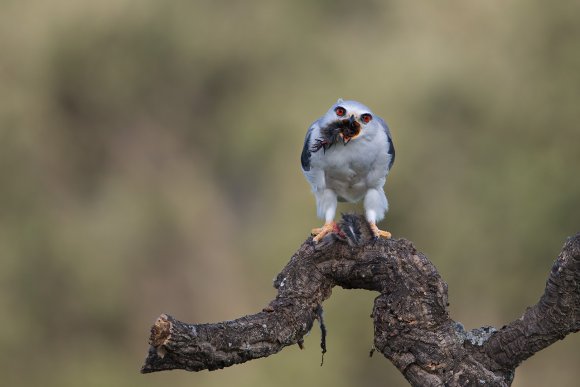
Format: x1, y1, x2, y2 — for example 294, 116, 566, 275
301, 128, 312, 171
378, 117, 395, 171
387, 137, 395, 170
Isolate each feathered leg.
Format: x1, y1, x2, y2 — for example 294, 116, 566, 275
364, 188, 391, 239
312, 189, 338, 242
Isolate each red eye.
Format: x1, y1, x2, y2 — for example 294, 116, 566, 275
335, 106, 346, 117
361, 113, 373, 123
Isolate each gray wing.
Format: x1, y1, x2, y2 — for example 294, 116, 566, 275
377, 116, 395, 170
301, 124, 315, 171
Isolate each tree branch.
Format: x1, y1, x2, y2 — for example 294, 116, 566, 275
141, 215, 579, 386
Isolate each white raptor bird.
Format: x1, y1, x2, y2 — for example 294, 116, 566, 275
301, 99, 395, 242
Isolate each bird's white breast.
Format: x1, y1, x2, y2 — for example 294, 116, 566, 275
310, 128, 389, 203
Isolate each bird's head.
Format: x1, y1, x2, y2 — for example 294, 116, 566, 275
320, 99, 377, 144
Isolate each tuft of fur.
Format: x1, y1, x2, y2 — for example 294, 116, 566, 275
338, 213, 377, 246
314, 214, 385, 248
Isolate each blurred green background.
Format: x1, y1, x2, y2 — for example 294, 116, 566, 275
1, 1, 579, 386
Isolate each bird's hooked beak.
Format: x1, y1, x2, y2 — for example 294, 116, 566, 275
348, 114, 356, 126
339, 115, 362, 145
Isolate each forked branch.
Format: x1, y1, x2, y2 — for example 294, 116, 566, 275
141, 215, 579, 387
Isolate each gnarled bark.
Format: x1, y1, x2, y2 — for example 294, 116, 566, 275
141, 215, 579, 386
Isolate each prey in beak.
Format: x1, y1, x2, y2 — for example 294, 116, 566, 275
311, 115, 362, 153
339, 115, 362, 144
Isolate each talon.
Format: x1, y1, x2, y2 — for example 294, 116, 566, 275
311, 227, 323, 235
369, 222, 391, 239
312, 221, 339, 243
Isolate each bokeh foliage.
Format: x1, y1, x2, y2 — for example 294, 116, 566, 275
1, 1, 579, 386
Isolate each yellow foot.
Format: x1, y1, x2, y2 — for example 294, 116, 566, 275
311, 221, 338, 243
369, 222, 392, 239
